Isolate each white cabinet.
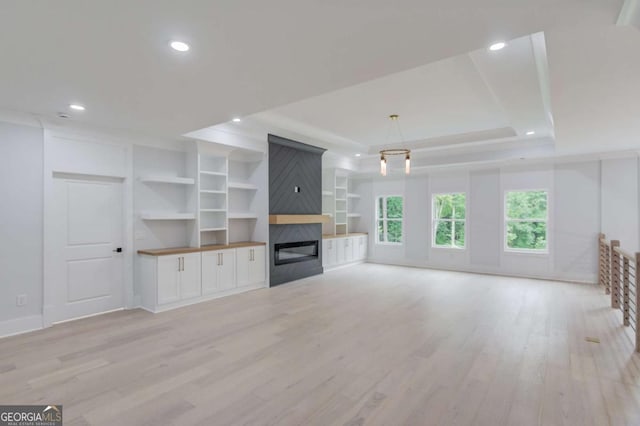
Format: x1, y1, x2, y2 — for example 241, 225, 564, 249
356, 235, 368, 260
140, 243, 266, 313
323, 235, 368, 270
157, 255, 181, 305
323, 239, 337, 267
236, 245, 266, 287
202, 249, 236, 295
344, 237, 354, 263
156, 253, 201, 305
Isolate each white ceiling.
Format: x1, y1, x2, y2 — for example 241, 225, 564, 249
0, 0, 623, 138
241, 33, 552, 156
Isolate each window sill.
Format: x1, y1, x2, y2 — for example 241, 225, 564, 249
504, 249, 549, 256
431, 246, 466, 251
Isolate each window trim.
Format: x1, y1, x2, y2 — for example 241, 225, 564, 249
375, 195, 404, 245
431, 192, 467, 250
503, 189, 549, 254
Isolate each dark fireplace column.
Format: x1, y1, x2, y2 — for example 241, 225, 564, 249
268, 134, 326, 286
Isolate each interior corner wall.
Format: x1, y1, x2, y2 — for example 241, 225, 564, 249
601, 156, 639, 251
0, 121, 44, 334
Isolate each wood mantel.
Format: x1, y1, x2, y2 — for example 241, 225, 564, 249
269, 214, 331, 225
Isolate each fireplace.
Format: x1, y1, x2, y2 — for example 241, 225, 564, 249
274, 240, 319, 265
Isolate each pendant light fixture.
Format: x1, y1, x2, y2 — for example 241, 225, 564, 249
380, 115, 411, 176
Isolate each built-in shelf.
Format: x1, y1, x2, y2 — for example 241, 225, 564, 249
347, 193, 361, 199
200, 189, 226, 194
228, 212, 259, 219
139, 176, 195, 185
140, 212, 196, 220
200, 227, 227, 232
200, 171, 227, 177
200, 209, 226, 213
347, 213, 361, 218
335, 222, 347, 225
228, 182, 258, 190
335, 186, 347, 190
322, 212, 333, 217
336, 210, 346, 213
322, 190, 333, 196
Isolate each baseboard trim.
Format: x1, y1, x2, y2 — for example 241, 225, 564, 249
0, 315, 44, 339
366, 259, 598, 285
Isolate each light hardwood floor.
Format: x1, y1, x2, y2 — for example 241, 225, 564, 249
2, 263, 640, 425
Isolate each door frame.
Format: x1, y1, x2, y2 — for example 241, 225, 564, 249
43, 130, 134, 327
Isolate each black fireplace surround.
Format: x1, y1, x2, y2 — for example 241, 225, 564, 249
268, 134, 326, 286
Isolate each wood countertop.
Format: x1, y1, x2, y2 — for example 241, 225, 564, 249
138, 241, 266, 256
322, 233, 368, 239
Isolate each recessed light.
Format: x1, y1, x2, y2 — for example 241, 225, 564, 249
69, 104, 85, 111
355, 153, 361, 157
232, 118, 241, 123
170, 41, 190, 52
526, 130, 535, 136
489, 41, 506, 51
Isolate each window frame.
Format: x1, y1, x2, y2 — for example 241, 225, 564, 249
375, 195, 404, 245
503, 189, 549, 254
431, 192, 467, 250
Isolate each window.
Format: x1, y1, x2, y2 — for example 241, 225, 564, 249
432, 193, 466, 248
505, 190, 548, 252
376, 196, 403, 244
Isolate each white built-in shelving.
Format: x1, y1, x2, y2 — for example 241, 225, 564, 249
140, 212, 196, 220
140, 176, 195, 185
228, 212, 259, 219
322, 169, 364, 235
228, 182, 258, 190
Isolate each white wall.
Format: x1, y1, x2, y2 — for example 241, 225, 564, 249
360, 160, 604, 283
0, 122, 44, 335
601, 156, 639, 251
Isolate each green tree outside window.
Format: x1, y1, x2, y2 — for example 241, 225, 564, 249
505, 190, 548, 251
433, 193, 466, 248
376, 196, 403, 244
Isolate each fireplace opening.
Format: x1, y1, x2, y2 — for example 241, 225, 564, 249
274, 240, 319, 265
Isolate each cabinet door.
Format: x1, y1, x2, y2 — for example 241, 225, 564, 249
325, 239, 337, 266
360, 236, 368, 260
336, 238, 345, 264
218, 249, 236, 290
322, 240, 330, 267
157, 255, 180, 305
249, 246, 266, 284
344, 238, 354, 262
201, 251, 219, 295
235, 247, 251, 287
180, 253, 202, 299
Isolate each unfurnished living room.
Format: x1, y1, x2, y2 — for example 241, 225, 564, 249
1, 1, 640, 425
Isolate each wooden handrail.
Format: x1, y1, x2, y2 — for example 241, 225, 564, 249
597, 235, 640, 352
614, 246, 636, 262
612, 240, 621, 309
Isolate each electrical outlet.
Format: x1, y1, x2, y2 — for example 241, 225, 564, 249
16, 294, 27, 307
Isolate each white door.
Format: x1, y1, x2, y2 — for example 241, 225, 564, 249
50, 177, 124, 322
180, 253, 202, 299
345, 238, 354, 263
328, 240, 337, 266
201, 251, 219, 295
218, 250, 236, 290
236, 248, 250, 287
336, 238, 345, 265
157, 255, 181, 305
249, 246, 266, 284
